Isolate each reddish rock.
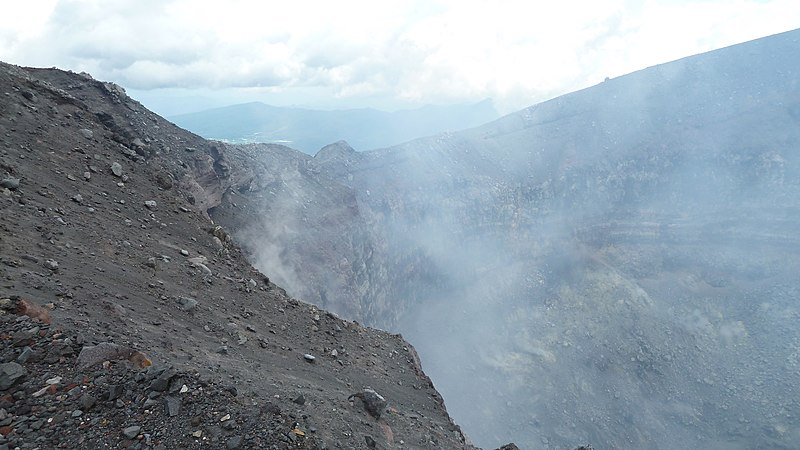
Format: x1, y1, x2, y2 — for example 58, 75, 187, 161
16, 299, 51, 324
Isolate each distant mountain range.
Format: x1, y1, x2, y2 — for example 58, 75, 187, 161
168, 100, 499, 154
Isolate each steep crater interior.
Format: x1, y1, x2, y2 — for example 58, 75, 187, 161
209, 29, 800, 450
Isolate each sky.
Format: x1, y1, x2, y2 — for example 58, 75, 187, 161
1, 0, 798, 115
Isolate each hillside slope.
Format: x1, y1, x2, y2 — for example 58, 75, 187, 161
0, 62, 478, 449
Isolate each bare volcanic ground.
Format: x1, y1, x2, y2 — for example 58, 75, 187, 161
0, 62, 478, 449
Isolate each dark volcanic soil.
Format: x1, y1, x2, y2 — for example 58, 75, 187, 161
0, 62, 479, 449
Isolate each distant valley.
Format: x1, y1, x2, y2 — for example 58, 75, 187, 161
169, 100, 499, 154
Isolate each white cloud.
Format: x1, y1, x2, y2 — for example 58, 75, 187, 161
0, 1, 58, 39
1, 0, 798, 113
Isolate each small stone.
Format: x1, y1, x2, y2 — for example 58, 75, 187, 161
72, 194, 83, 203
11, 328, 37, 347
83, 171, 91, 181
71, 409, 83, 418
79, 129, 93, 139
180, 249, 189, 256
0, 177, 20, 190
16, 347, 33, 364
179, 384, 189, 394
193, 262, 212, 277
176, 297, 198, 312
150, 378, 169, 392
192, 430, 202, 438
0, 362, 26, 390
149, 367, 177, 392
164, 396, 181, 417
303, 354, 316, 363
144, 200, 157, 209
292, 394, 305, 405
220, 414, 231, 422
155, 171, 173, 190
226, 436, 243, 449
44, 259, 59, 271
187, 256, 207, 265
67, 385, 82, 398
76, 342, 135, 369
107, 384, 124, 401
206, 426, 225, 439
111, 162, 123, 177
348, 389, 387, 419
80, 394, 96, 411
122, 425, 141, 439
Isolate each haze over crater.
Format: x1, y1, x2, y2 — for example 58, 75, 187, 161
209, 29, 800, 449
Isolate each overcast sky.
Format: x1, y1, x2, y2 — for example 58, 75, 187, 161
1, 0, 798, 115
